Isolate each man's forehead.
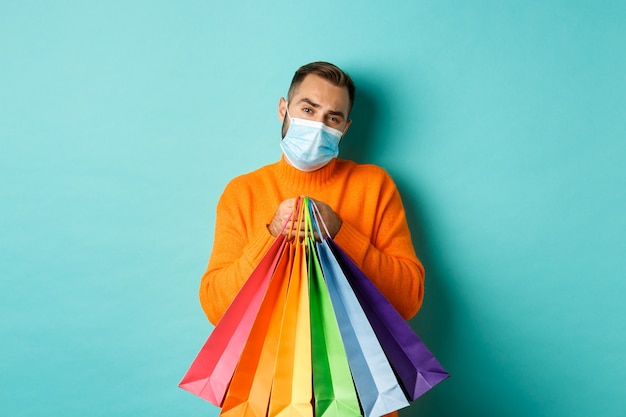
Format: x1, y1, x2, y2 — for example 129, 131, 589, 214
291, 75, 350, 111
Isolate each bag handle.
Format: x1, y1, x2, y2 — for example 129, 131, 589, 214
302, 196, 315, 242
286, 196, 314, 242
286, 196, 303, 238
308, 199, 331, 240
289, 196, 331, 241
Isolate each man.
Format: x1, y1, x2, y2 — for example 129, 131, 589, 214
199, 61, 424, 326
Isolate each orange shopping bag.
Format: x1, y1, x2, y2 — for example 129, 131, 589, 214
220, 241, 295, 417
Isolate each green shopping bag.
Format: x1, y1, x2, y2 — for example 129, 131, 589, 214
307, 214, 361, 417
309, 199, 409, 417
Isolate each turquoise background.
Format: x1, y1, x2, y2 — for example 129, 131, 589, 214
1, 1, 625, 416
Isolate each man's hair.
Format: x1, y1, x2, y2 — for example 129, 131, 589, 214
287, 61, 356, 114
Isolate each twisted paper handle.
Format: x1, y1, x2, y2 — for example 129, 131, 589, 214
291, 196, 331, 242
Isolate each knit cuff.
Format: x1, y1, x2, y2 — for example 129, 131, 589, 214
333, 221, 370, 265
242, 228, 275, 269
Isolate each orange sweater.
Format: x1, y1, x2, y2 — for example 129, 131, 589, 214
200, 156, 424, 325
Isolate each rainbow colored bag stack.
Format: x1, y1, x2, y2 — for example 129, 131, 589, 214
179, 196, 449, 417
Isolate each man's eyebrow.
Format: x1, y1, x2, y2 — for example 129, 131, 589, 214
298, 97, 320, 108
298, 97, 346, 118
327, 109, 346, 119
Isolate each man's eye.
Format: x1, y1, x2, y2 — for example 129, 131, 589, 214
303, 107, 312, 113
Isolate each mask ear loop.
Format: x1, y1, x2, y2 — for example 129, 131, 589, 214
285, 101, 291, 121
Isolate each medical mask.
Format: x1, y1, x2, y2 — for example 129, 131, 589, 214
280, 106, 343, 172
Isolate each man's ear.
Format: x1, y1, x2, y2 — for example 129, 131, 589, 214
278, 97, 287, 122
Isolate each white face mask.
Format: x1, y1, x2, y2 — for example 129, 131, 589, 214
280, 106, 343, 172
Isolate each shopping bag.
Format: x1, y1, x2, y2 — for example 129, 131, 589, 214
305, 200, 361, 417
317, 238, 409, 416
267, 231, 313, 416
179, 234, 287, 406
219, 242, 294, 417
268, 199, 313, 416
308, 240, 362, 417
327, 238, 450, 400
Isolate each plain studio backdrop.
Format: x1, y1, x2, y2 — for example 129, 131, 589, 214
1, 1, 625, 416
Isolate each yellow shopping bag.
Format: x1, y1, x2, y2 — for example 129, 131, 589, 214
268, 217, 313, 416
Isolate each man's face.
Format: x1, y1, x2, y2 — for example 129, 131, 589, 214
278, 74, 352, 138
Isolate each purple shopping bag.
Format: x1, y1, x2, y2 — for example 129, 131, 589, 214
327, 239, 450, 400
316, 238, 409, 417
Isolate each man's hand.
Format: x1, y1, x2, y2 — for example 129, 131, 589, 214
268, 198, 298, 237
311, 199, 342, 239
267, 198, 342, 239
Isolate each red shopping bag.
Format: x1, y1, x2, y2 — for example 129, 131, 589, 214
178, 234, 286, 406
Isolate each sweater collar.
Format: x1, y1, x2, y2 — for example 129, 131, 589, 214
275, 155, 339, 192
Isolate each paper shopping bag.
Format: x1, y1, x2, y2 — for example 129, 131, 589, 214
219, 243, 295, 417
327, 239, 450, 400
302, 197, 360, 417
179, 234, 287, 406
317, 238, 409, 417
267, 237, 313, 417
308, 237, 361, 417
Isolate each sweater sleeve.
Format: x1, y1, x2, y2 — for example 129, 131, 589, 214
199, 185, 275, 325
332, 173, 424, 320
